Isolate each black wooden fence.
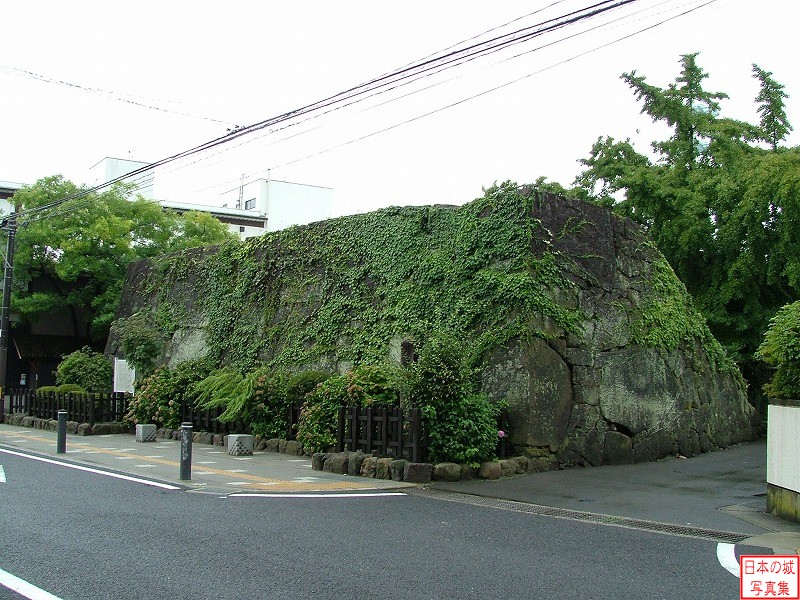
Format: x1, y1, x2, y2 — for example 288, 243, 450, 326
336, 405, 427, 462
7, 389, 130, 425
176, 398, 305, 437
336, 405, 512, 463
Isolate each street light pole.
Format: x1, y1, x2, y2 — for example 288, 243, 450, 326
0, 214, 18, 395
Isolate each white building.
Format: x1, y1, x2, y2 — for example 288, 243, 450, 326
89, 157, 155, 199
92, 158, 333, 240
219, 178, 334, 234
0, 180, 24, 215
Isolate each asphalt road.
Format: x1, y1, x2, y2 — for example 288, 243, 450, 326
0, 449, 741, 599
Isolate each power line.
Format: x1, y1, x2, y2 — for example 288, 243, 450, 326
15, 0, 650, 223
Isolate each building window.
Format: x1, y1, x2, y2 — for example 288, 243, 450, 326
244, 198, 256, 210
239, 226, 246, 233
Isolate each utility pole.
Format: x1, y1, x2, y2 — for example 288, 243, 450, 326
0, 214, 17, 395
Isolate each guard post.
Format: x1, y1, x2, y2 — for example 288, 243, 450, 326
180, 422, 193, 480
56, 409, 67, 454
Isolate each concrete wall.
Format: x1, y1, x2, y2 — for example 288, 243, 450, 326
767, 400, 800, 522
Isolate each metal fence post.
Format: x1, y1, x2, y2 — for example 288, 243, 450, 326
180, 422, 193, 480
57, 409, 67, 454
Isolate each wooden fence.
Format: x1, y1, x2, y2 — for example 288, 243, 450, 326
336, 405, 427, 462
177, 398, 305, 438
6, 389, 130, 425
336, 405, 511, 463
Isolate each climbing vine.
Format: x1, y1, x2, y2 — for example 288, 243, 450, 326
122, 183, 730, 379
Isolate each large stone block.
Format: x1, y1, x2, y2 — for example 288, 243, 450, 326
348, 452, 367, 476
478, 462, 501, 480
603, 431, 633, 465
376, 458, 393, 480
284, 440, 303, 456
403, 462, 432, 483
324, 452, 350, 474
433, 463, 462, 482
482, 338, 573, 448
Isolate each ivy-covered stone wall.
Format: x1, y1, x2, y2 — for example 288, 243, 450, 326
107, 183, 755, 467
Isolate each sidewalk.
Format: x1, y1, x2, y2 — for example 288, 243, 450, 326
430, 438, 800, 553
0, 423, 411, 494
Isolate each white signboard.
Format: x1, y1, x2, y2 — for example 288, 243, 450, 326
113, 357, 136, 394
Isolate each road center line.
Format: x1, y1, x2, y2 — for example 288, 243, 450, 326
0, 566, 63, 600
716, 543, 740, 577
0, 447, 180, 490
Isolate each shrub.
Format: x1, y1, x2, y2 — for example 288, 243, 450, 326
405, 334, 501, 466
296, 374, 349, 453
295, 364, 403, 453
125, 359, 213, 428
286, 371, 331, 405
56, 346, 112, 393
126, 366, 178, 427
404, 336, 472, 408
36, 383, 87, 395
249, 369, 290, 439
421, 393, 500, 465
194, 367, 249, 423
757, 301, 800, 399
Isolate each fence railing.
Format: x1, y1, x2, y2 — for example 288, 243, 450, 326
336, 405, 428, 462
7, 389, 130, 425
176, 398, 305, 438
336, 405, 511, 463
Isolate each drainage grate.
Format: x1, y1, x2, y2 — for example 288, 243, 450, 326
409, 487, 749, 544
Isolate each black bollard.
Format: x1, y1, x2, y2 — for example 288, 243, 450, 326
180, 422, 193, 480
56, 410, 67, 454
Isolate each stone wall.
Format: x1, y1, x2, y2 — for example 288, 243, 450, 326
107, 186, 755, 469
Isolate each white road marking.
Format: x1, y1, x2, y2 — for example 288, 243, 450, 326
196, 461, 217, 464
229, 492, 407, 498
717, 543, 740, 577
0, 465, 5, 483
0, 566, 63, 599
0, 448, 180, 490
225, 481, 251, 485
135, 464, 157, 468
225, 469, 247, 473
292, 477, 321, 483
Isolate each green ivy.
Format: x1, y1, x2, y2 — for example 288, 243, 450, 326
630, 250, 738, 377
131, 183, 584, 373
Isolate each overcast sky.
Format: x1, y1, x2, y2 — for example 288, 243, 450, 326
1, 0, 798, 217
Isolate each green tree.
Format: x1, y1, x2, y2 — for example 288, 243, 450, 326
9, 175, 236, 342
571, 53, 798, 408
753, 64, 793, 151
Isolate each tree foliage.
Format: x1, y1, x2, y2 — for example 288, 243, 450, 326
570, 53, 798, 391
55, 346, 113, 393
9, 176, 236, 341
757, 301, 800, 399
